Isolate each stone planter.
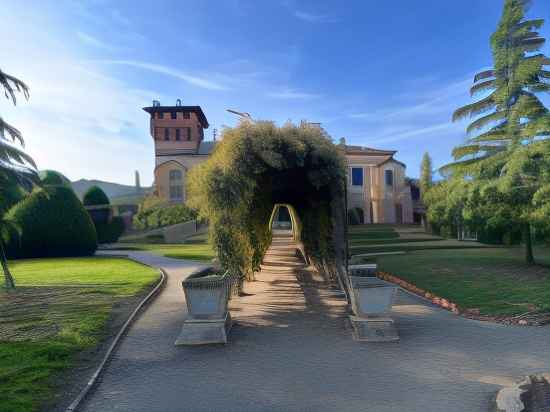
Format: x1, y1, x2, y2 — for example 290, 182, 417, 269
175, 270, 232, 346
348, 276, 399, 342
349, 264, 377, 277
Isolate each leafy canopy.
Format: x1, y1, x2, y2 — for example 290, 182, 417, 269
187, 121, 346, 280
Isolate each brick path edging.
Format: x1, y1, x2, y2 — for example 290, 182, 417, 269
377, 271, 538, 326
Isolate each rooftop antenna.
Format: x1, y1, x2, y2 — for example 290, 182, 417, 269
176, 98, 182, 106
152, 100, 160, 107
227, 109, 254, 123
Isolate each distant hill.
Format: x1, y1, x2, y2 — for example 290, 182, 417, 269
71, 179, 152, 205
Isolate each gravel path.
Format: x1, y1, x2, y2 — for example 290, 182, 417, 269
81, 251, 550, 412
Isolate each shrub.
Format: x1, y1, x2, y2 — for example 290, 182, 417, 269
133, 195, 197, 230
348, 209, 360, 225
96, 216, 125, 244
6, 186, 97, 258
39, 170, 71, 187
83, 186, 110, 206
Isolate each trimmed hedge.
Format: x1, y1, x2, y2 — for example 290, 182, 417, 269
38, 170, 71, 187
6, 186, 97, 258
133, 196, 196, 230
96, 217, 125, 244
83, 186, 110, 206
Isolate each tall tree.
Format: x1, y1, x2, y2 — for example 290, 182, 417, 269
0, 67, 37, 289
419, 152, 433, 232
448, 0, 550, 263
420, 152, 433, 194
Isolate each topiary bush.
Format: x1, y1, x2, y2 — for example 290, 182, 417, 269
6, 186, 97, 258
133, 195, 197, 230
38, 170, 71, 187
95, 216, 125, 244
83, 186, 110, 206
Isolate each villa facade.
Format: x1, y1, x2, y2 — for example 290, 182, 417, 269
144, 102, 414, 224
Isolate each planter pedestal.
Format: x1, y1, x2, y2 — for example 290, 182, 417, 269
175, 313, 232, 346
349, 315, 398, 342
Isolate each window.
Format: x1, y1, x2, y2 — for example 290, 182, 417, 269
171, 112, 177, 120
175, 129, 181, 141
169, 169, 183, 201
183, 112, 190, 119
186, 127, 192, 141
351, 167, 363, 186
158, 112, 164, 119
385, 170, 394, 187
164, 128, 170, 141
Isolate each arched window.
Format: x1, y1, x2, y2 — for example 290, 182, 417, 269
169, 169, 183, 201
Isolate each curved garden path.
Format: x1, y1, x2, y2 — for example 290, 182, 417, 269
80, 251, 550, 412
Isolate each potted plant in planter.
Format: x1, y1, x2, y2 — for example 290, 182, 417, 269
347, 266, 399, 342
175, 269, 232, 345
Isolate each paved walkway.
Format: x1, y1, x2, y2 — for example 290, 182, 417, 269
81, 251, 550, 412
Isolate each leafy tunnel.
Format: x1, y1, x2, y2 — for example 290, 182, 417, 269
188, 121, 347, 281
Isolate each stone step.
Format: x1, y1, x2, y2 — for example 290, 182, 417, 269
259, 265, 302, 273
261, 260, 305, 268
262, 256, 303, 264
270, 240, 295, 246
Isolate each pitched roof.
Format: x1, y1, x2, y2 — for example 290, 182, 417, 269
342, 144, 397, 156
143, 105, 209, 128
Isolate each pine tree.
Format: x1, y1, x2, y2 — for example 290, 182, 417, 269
420, 152, 433, 194
448, 0, 550, 263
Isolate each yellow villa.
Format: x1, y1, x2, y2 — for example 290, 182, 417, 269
144, 102, 415, 225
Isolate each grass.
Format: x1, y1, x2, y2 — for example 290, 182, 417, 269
0, 257, 159, 412
114, 232, 215, 262
376, 247, 550, 316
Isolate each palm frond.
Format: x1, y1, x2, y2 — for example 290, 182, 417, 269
470, 79, 496, 96
517, 18, 545, 31
474, 70, 495, 83
520, 37, 546, 52
0, 116, 24, 146
0, 68, 29, 106
466, 110, 506, 134
453, 93, 496, 122
0, 138, 37, 169
438, 155, 491, 175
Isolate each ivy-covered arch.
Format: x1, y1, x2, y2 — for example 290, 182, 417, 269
187, 121, 346, 281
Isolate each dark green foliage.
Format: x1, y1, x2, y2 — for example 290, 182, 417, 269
445, 0, 550, 263
347, 209, 360, 225
0, 174, 24, 215
96, 217, 125, 244
6, 186, 97, 258
38, 170, 71, 188
188, 121, 346, 280
133, 195, 196, 230
83, 185, 110, 206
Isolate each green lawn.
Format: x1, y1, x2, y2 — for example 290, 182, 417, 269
0, 257, 159, 412
114, 232, 215, 262
376, 247, 550, 316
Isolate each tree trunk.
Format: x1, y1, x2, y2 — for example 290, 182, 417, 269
523, 223, 535, 265
0, 238, 15, 289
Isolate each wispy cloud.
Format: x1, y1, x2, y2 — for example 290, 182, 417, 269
293, 11, 336, 23
367, 122, 460, 145
99, 60, 231, 91
266, 88, 321, 100
77, 31, 118, 51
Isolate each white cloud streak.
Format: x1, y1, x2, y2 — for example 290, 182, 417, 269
99, 60, 231, 91
266, 89, 321, 100
294, 11, 336, 23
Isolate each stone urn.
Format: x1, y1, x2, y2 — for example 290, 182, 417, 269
348, 263, 377, 277
175, 270, 232, 346
347, 275, 399, 342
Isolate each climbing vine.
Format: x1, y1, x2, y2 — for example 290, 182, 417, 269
187, 121, 346, 280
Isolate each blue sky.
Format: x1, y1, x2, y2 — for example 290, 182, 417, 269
1, 0, 549, 184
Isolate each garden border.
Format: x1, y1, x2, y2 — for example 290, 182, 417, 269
377, 271, 545, 327
65, 263, 167, 412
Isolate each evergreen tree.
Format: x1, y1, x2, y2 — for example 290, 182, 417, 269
449, 0, 550, 263
420, 152, 433, 195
